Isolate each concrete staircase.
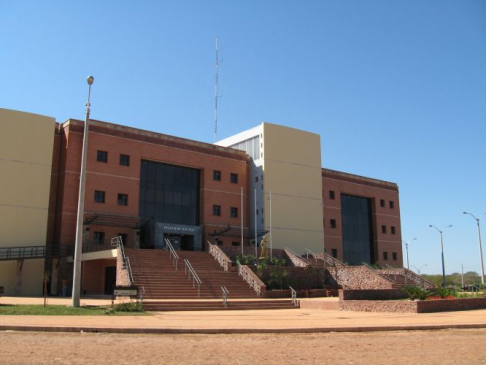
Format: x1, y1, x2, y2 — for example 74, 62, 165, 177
143, 299, 298, 312
126, 248, 298, 311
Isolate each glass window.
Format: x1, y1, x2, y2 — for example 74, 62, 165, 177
94, 231, 105, 245
341, 194, 374, 265
331, 249, 338, 258
380, 199, 385, 208
120, 154, 130, 166
230, 173, 238, 184
389, 201, 395, 209
330, 219, 337, 228
139, 160, 200, 225
94, 190, 105, 203
383, 252, 388, 260
213, 170, 221, 181
382, 225, 387, 234
232, 241, 240, 246
213, 205, 221, 216
391, 226, 396, 235
392, 252, 398, 261
97, 150, 108, 163
230, 207, 238, 218
118, 193, 128, 206
329, 190, 335, 200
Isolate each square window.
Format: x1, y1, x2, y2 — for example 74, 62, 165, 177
94, 231, 105, 245
331, 249, 338, 258
389, 201, 395, 209
94, 190, 105, 203
230, 173, 238, 184
329, 190, 335, 200
232, 241, 240, 247
213, 170, 221, 181
120, 154, 130, 166
230, 207, 238, 218
217, 239, 223, 246
330, 219, 337, 229
381, 225, 387, 234
392, 252, 398, 261
255, 176, 258, 182
380, 199, 385, 208
391, 226, 396, 235
383, 252, 388, 260
97, 150, 108, 163
118, 193, 128, 206
213, 205, 221, 216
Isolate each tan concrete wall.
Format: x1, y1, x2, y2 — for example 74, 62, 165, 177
0, 109, 55, 295
262, 123, 324, 254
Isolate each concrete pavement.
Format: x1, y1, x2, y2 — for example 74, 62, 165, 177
1, 296, 486, 334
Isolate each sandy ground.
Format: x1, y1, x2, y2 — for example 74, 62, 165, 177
1, 329, 486, 364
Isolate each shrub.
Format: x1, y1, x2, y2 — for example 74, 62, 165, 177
402, 285, 429, 300
433, 287, 457, 299
268, 266, 289, 290
112, 301, 144, 312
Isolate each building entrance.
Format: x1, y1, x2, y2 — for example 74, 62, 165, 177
165, 234, 195, 251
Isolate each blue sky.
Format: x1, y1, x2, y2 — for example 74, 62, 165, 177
1, 1, 485, 275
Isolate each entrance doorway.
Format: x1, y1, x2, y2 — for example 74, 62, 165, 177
165, 234, 194, 251
104, 266, 116, 295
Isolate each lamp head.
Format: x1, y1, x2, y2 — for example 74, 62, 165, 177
463, 211, 468, 215
87, 76, 94, 85
429, 225, 433, 228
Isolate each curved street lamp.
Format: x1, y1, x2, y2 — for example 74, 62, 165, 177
403, 238, 417, 270
429, 224, 452, 287
73, 76, 94, 307
463, 212, 485, 288
411, 264, 427, 275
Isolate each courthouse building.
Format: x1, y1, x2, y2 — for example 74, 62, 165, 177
0, 108, 402, 296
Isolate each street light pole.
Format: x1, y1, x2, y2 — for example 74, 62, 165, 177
72, 76, 94, 307
429, 224, 452, 287
463, 212, 485, 288
403, 238, 417, 270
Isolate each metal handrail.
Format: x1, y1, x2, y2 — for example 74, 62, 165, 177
403, 268, 435, 289
208, 241, 230, 271
164, 238, 180, 270
289, 286, 298, 306
385, 264, 397, 282
111, 236, 133, 286
184, 259, 202, 297
221, 286, 229, 308
237, 262, 265, 297
317, 252, 347, 267
305, 248, 318, 265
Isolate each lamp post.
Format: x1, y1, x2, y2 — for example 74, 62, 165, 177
429, 224, 452, 287
72, 76, 94, 307
403, 237, 417, 270
463, 212, 485, 288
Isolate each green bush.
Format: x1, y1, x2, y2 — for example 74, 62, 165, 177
268, 266, 289, 290
235, 254, 257, 265
402, 285, 430, 300
433, 287, 457, 299
111, 301, 144, 313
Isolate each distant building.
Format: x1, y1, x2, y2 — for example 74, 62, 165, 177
0, 108, 402, 296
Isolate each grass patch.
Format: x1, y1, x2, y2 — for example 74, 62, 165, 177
0, 304, 150, 316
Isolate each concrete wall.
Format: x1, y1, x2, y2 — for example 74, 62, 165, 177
0, 109, 55, 295
262, 123, 324, 254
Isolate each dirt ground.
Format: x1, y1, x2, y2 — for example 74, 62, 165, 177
1, 329, 486, 364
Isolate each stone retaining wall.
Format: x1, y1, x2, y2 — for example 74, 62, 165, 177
339, 289, 408, 301
339, 297, 486, 313
328, 266, 393, 290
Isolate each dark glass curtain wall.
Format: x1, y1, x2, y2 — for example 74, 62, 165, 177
341, 194, 374, 265
139, 160, 200, 225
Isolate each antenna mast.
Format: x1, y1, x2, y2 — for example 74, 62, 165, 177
214, 36, 220, 142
